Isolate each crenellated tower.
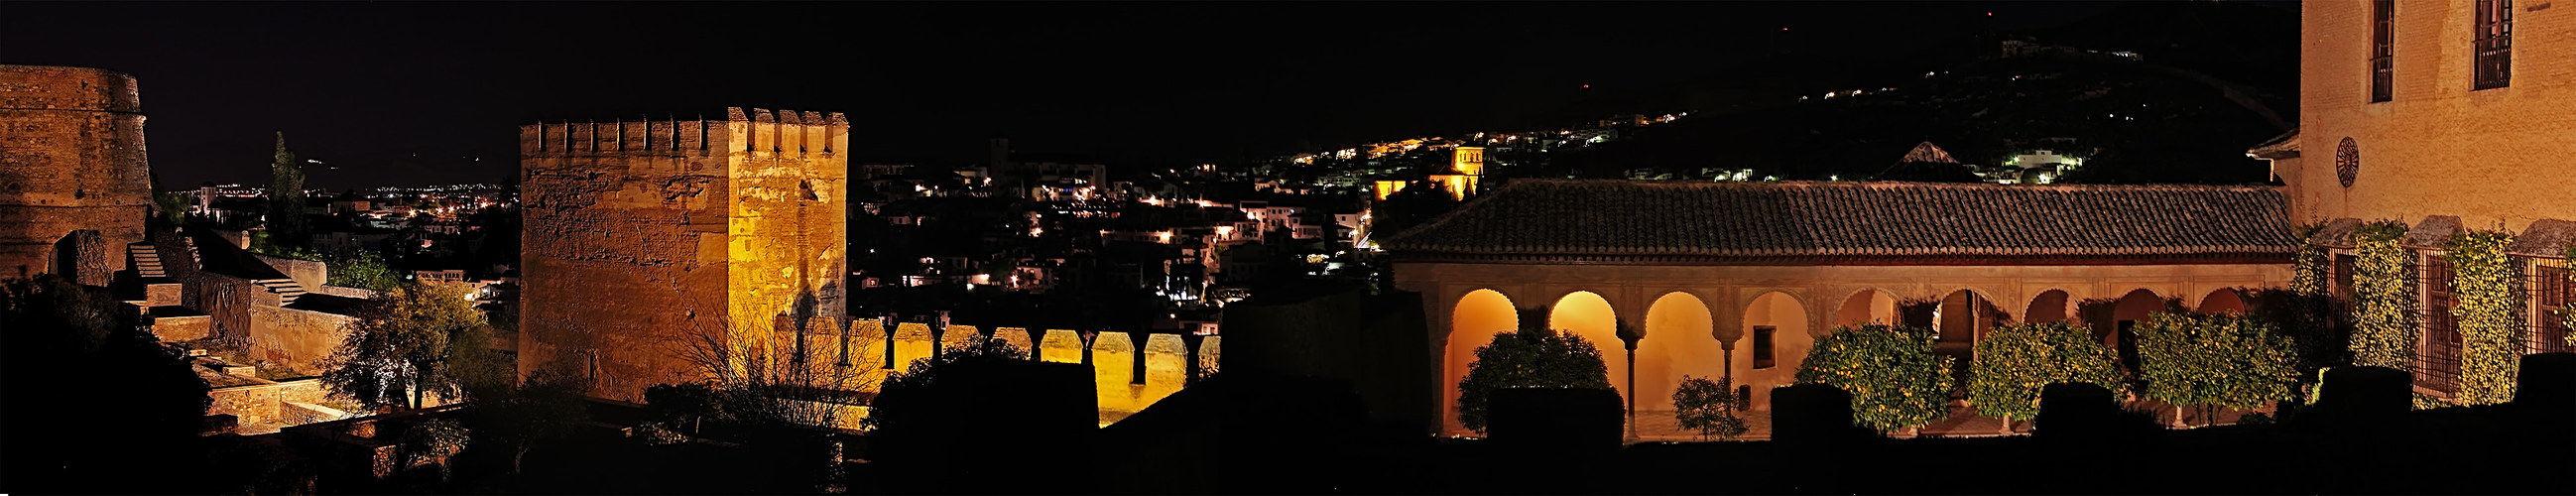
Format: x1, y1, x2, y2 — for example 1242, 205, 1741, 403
518, 107, 849, 402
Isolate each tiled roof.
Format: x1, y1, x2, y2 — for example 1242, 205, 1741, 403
2309, 218, 2360, 248
2248, 129, 2300, 159
2506, 219, 2576, 259
1873, 142, 1983, 183
1382, 180, 2300, 263
2398, 215, 2465, 249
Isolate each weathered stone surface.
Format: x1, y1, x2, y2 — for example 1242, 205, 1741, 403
152, 310, 211, 341
849, 319, 887, 370
1197, 335, 1221, 378
1092, 331, 1137, 412
892, 322, 932, 373
254, 255, 325, 295
250, 305, 357, 375
1038, 329, 1082, 364
58, 229, 112, 286
518, 109, 848, 402
994, 327, 1033, 358
939, 324, 980, 352
0, 65, 151, 281
142, 281, 182, 307
1141, 333, 1186, 407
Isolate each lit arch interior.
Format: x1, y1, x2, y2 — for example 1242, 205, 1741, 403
1640, 293, 1723, 418
1734, 291, 1812, 411
1547, 291, 1627, 401
2103, 289, 2167, 373
1837, 289, 1900, 327
2197, 288, 2247, 314
1445, 289, 1518, 435
2026, 289, 2072, 323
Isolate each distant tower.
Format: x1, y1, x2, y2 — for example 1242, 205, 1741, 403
518, 108, 850, 402
0, 65, 152, 284
989, 133, 1021, 198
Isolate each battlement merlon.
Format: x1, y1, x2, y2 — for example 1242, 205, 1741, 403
517, 108, 848, 159
724, 107, 847, 160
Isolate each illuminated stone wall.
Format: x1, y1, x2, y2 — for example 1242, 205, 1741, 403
2284, 1, 2576, 230
824, 320, 1211, 427
207, 378, 330, 428
0, 64, 151, 281
249, 305, 358, 375
518, 108, 848, 402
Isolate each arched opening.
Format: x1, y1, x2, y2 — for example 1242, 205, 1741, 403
1640, 292, 1722, 422
1445, 289, 1518, 435
2197, 288, 2247, 314
1735, 291, 1813, 411
1934, 289, 2007, 397
1836, 289, 1900, 327
2100, 289, 2168, 373
1547, 291, 1626, 401
2025, 290, 2072, 323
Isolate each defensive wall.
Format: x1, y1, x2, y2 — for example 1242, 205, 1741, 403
519, 108, 848, 403
775, 317, 1219, 426
0, 64, 152, 282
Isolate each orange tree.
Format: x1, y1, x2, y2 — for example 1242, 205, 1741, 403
1968, 321, 2127, 427
1453, 308, 1612, 434
2135, 312, 2298, 427
1793, 323, 1954, 434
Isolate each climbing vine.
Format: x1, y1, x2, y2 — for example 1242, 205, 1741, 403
2446, 230, 2520, 405
2350, 220, 2416, 369
2291, 223, 2329, 296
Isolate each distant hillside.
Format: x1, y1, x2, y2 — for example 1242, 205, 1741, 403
1514, 0, 2297, 185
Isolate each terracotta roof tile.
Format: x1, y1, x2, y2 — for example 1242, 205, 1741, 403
2398, 215, 2465, 249
2507, 219, 2576, 259
1383, 180, 2300, 262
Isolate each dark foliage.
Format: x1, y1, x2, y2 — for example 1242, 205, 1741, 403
0, 276, 212, 494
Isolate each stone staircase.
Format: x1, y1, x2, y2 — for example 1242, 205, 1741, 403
129, 242, 167, 278
254, 278, 307, 306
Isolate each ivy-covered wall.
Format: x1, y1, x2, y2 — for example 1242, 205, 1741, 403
2445, 230, 2519, 405
2350, 221, 2416, 369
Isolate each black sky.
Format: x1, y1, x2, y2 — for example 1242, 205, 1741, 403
5, 1, 2136, 189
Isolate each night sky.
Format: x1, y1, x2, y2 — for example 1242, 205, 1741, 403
6, 1, 2136, 189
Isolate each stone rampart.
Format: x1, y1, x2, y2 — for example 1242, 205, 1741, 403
0, 64, 151, 281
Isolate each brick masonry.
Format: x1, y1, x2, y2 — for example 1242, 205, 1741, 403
0, 64, 151, 281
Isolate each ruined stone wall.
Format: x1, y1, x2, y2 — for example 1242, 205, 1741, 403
256, 255, 326, 293
194, 272, 264, 342
518, 108, 846, 402
250, 305, 357, 375
208, 378, 330, 427
0, 65, 151, 281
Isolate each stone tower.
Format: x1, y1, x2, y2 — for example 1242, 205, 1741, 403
518, 108, 849, 402
0, 65, 152, 283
